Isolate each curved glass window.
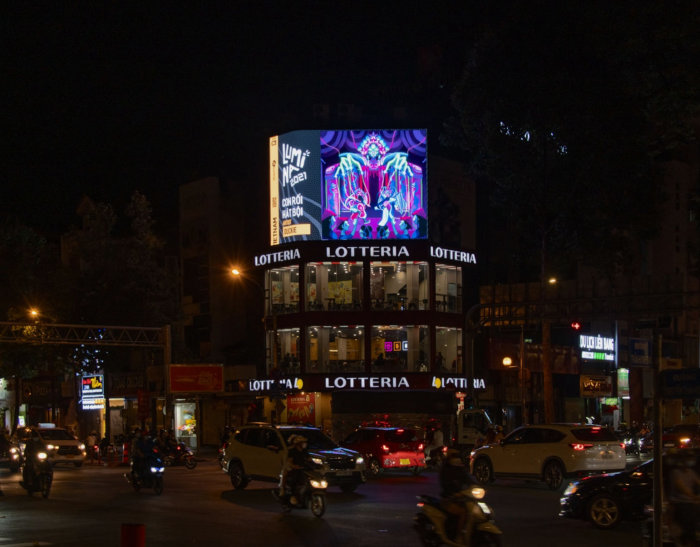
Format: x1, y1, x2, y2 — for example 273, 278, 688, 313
269, 328, 300, 374
435, 326, 463, 373
435, 264, 462, 313
306, 262, 363, 311
370, 261, 428, 311
266, 266, 299, 314
371, 325, 429, 372
307, 325, 365, 373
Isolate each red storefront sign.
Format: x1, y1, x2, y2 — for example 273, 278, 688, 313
287, 393, 315, 424
169, 364, 224, 393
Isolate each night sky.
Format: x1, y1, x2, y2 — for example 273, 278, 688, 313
3, 3, 472, 237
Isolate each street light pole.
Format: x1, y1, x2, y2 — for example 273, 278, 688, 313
520, 324, 526, 425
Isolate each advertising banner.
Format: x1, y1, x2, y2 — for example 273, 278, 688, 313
287, 392, 316, 424
580, 375, 613, 397
269, 129, 428, 245
169, 364, 224, 393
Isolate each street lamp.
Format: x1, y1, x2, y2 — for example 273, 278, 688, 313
230, 267, 277, 370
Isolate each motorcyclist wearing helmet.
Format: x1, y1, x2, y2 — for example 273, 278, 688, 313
283, 434, 311, 505
440, 448, 476, 545
21, 434, 45, 489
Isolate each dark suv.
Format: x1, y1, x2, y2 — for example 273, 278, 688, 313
221, 424, 366, 492
340, 426, 425, 476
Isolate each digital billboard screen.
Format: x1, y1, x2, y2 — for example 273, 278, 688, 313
269, 129, 428, 245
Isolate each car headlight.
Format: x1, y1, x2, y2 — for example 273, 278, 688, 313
470, 487, 485, 500
46, 444, 56, 451
10, 447, 18, 454
37, 452, 48, 461
563, 482, 578, 496
311, 457, 324, 466
356, 456, 364, 465
78, 443, 86, 450
680, 437, 691, 446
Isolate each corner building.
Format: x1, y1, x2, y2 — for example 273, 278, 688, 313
242, 130, 483, 441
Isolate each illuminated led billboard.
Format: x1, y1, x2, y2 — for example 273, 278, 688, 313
269, 129, 428, 245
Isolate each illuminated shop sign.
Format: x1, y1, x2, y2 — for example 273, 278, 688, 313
269, 129, 428, 245
385, 341, 409, 352
252, 244, 476, 266
246, 374, 487, 392
580, 375, 613, 397
81, 374, 104, 410
579, 334, 615, 362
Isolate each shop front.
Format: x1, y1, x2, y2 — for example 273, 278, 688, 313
243, 372, 487, 442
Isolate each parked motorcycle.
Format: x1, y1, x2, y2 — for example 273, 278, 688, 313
164, 441, 197, 469
271, 469, 328, 517
20, 449, 53, 498
414, 486, 502, 546
124, 449, 165, 495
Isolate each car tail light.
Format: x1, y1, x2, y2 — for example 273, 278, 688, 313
620, 443, 625, 449
569, 443, 593, 451
381, 444, 390, 453
418, 443, 425, 451
441, 446, 448, 455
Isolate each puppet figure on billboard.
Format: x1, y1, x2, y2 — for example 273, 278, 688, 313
322, 130, 427, 240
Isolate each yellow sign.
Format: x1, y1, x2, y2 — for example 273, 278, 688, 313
283, 223, 311, 237
269, 136, 279, 246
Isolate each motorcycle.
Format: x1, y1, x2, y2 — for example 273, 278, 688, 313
623, 434, 640, 456
164, 441, 197, 469
425, 445, 448, 469
271, 468, 328, 518
414, 486, 502, 546
124, 449, 165, 495
20, 449, 53, 498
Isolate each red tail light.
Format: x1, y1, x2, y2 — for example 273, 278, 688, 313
569, 443, 593, 451
418, 443, 425, 451
619, 443, 625, 449
381, 444, 390, 453
441, 446, 448, 455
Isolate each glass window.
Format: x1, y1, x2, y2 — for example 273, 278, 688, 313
435, 264, 462, 313
371, 325, 429, 372
269, 328, 300, 374
370, 261, 428, 310
435, 327, 462, 373
307, 325, 365, 373
306, 262, 363, 311
266, 266, 299, 314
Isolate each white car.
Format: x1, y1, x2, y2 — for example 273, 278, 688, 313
17, 426, 86, 468
469, 424, 626, 489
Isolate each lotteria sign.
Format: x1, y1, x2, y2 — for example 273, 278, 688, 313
246, 374, 487, 393
254, 244, 476, 267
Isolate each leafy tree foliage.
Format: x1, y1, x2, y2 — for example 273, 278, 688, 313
64, 191, 178, 328
443, 1, 699, 283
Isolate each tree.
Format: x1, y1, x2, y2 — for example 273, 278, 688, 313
443, 1, 698, 283
442, 1, 700, 422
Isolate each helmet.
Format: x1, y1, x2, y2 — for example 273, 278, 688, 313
293, 435, 307, 445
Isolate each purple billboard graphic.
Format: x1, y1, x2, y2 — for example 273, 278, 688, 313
321, 129, 428, 241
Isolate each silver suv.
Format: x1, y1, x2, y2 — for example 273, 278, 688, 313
470, 424, 626, 489
222, 424, 366, 492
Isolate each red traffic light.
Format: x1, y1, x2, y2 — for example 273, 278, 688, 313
570, 321, 582, 330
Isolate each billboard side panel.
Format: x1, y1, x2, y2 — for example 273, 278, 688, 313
269, 136, 280, 245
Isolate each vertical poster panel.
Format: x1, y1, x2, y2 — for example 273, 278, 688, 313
287, 392, 316, 424
269, 136, 280, 245
276, 130, 323, 243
